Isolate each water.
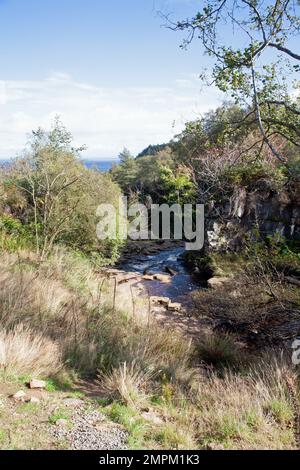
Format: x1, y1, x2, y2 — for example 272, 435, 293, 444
120, 247, 203, 302
0, 159, 118, 173
83, 160, 118, 172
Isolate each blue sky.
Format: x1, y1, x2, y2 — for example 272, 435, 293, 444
0, 0, 224, 159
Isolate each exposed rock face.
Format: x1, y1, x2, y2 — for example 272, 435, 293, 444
206, 181, 300, 251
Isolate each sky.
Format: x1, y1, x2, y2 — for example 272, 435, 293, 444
0, 0, 224, 159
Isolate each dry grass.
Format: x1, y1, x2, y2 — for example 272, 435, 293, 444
0, 324, 62, 379
0, 249, 299, 450
99, 362, 154, 408
196, 331, 245, 369
194, 356, 298, 449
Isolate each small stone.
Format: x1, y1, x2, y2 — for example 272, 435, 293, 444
27, 396, 40, 404
153, 274, 171, 283
207, 277, 230, 289
168, 302, 181, 312
12, 390, 27, 401
141, 411, 164, 425
143, 275, 154, 281
56, 419, 68, 427
29, 379, 46, 390
150, 296, 170, 307
206, 443, 225, 451
63, 398, 84, 408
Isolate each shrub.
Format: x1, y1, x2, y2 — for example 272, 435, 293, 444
0, 215, 32, 252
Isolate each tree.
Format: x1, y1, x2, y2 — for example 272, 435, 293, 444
167, 0, 300, 164
119, 147, 134, 164
12, 118, 121, 261
158, 166, 197, 204
111, 148, 138, 194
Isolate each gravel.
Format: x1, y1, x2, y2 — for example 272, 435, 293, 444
51, 408, 128, 450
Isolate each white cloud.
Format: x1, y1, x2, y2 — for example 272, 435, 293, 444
0, 73, 222, 159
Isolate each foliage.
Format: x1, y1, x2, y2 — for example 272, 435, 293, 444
158, 166, 197, 204
172, 0, 300, 164
0, 214, 33, 252
3, 119, 122, 260
136, 143, 170, 159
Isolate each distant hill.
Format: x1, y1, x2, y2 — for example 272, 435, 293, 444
136, 143, 169, 159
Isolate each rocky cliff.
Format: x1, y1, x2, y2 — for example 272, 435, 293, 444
206, 180, 300, 252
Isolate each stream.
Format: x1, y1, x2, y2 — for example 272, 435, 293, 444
119, 246, 203, 302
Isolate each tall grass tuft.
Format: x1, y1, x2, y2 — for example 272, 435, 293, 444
0, 324, 62, 379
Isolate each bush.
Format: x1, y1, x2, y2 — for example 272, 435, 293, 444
0, 215, 32, 252
225, 159, 286, 190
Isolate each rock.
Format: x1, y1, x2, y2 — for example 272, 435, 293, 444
141, 411, 164, 425
29, 379, 46, 390
56, 419, 68, 427
118, 276, 139, 285
12, 390, 27, 402
206, 443, 225, 451
153, 274, 171, 283
63, 398, 84, 408
143, 269, 154, 276
106, 269, 122, 277
168, 303, 181, 312
143, 275, 154, 281
164, 266, 178, 276
207, 277, 230, 289
151, 296, 170, 307
26, 396, 40, 404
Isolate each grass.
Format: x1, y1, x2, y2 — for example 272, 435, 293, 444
196, 332, 244, 369
106, 403, 148, 450
0, 248, 299, 450
0, 429, 6, 445
48, 407, 71, 425
153, 423, 196, 450
17, 402, 40, 415
266, 399, 294, 425
0, 324, 62, 380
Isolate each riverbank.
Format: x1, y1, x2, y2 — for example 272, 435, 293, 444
1, 246, 299, 450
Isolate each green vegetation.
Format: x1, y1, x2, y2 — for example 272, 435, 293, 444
0, 118, 122, 262
1, 2, 300, 448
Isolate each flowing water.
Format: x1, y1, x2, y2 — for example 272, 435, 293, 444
119, 247, 203, 302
